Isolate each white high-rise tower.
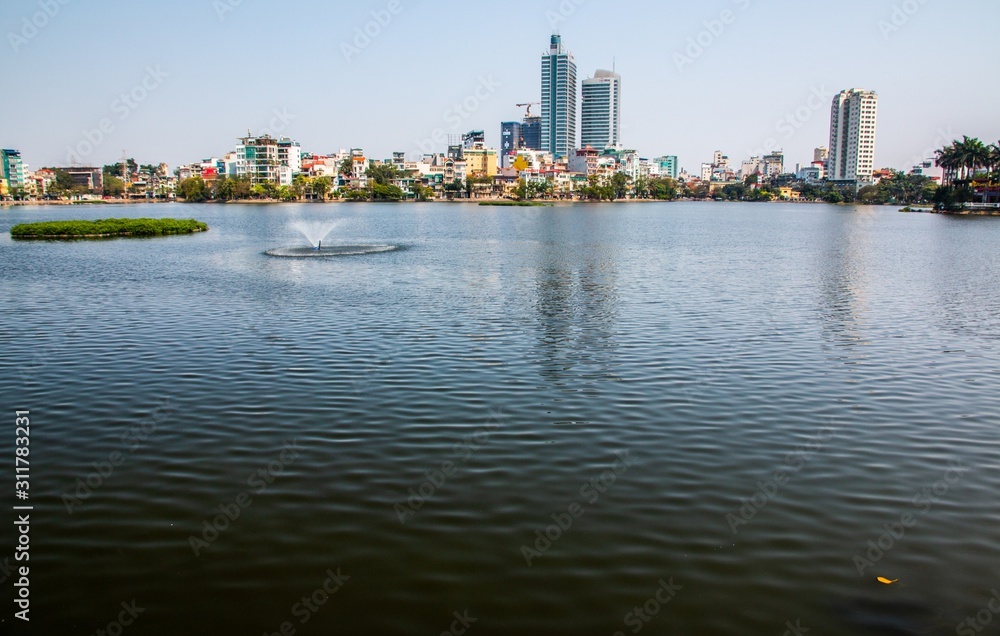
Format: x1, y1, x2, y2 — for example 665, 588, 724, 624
581, 69, 621, 149
827, 89, 878, 183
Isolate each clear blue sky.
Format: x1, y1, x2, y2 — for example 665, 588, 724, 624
2, 0, 997, 174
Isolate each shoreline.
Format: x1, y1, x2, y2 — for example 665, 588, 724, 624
4, 198, 996, 214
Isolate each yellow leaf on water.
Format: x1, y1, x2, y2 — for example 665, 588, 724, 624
877, 577, 899, 585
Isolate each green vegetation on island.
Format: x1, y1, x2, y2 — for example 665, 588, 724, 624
11, 218, 208, 239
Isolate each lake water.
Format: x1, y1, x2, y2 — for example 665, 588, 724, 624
2, 202, 999, 635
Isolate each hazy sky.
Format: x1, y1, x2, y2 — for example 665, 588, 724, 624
2, 0, 997, 174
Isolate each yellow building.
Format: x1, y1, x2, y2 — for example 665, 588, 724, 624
464, 146, 498, 177
778, 187, 800, 201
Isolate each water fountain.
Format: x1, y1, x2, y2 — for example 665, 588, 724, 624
266, 219, 399, 258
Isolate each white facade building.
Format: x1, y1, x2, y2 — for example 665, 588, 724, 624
581, 69, 621, 150
827, 89, 878, 183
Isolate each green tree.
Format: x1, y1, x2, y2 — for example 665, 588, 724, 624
745, 187, 774, 202
291, 174, 310, 200
342, 189, 369, 201
610, 172, 631, 200
178, 177, 210, 202
633, 176, 649, 199
371, 183, 404, 201
103, 159, 137, 178
648, 177, 677, 200
340, 157, 355, 177
720, 183, 745, 201
214, 176, 236, 201
312, 177, 332, 201
103, 175, 125, 198
410, 181, 433, 201
823, 189, 844, 204
366, 164, 400, 186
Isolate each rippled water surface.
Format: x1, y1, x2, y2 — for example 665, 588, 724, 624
2, 202, 999, 635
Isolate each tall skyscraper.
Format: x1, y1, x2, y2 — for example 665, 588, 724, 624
541, 34, 577, 160
827, 89, 878, 183
581, 69, 621, 150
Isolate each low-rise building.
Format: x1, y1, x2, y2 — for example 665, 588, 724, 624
463, 143, 498, 177
2, 149, 25, 190
235, 133, 301, 186
762, 152, 784, 177
58, 166, 103, 191
653, 156, 679, 180
910, 159, 944, 184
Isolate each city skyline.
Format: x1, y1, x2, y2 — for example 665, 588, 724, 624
1, 0, 998, 173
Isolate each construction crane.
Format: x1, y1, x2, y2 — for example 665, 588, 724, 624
516, 102, 541, 118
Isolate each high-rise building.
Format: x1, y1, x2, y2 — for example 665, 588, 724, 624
500, 122, 521, 169
581, 69, 621, 150
521, 116, 542, 151
827, 89, 878, 183
1, 149, 25, 190
541, 34, 577, 160
813, 147, 829, 164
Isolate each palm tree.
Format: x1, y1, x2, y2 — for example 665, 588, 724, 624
962, 137, 990, 182
935, 144, 958, 186
989, 142, 1000, 184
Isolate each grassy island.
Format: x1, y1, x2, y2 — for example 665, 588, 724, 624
478, 201, 553, 207
11, 218, 208, 239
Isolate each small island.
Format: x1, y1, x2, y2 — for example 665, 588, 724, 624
10, 218, 209, 239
